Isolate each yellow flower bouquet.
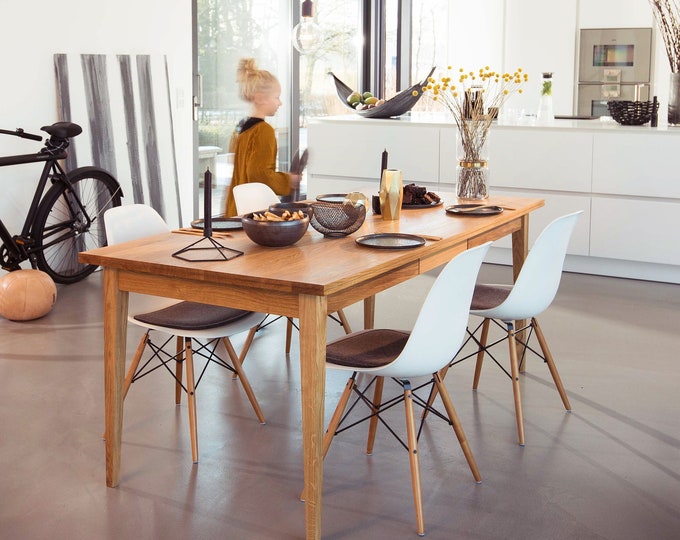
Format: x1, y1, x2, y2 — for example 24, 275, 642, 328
423, 66, 528, 199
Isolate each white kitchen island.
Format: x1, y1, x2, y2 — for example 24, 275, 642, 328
307, 113, 680, 284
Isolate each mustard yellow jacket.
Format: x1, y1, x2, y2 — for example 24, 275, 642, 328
224, 120, 290, 217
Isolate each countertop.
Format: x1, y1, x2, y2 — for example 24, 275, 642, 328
309, 112, 680, 134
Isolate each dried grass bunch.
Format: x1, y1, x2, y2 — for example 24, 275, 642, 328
423, 66, 528, 198
649, 0, 680, 72
423, 66, 528, 161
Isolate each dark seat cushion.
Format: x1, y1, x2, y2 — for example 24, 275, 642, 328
470, 284, 512, 310
326, 329, 410, 369
134, 301, 252, 331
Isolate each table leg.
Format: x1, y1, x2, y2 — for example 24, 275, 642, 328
363, 295, 376, 330
512, 214, 529, 372
299, 294, 327, 540
103, 268, 128, 487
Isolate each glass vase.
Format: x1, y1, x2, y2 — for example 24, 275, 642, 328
537, 72, 554, 124
456, 123, 489, 200
669, 72, 680, 126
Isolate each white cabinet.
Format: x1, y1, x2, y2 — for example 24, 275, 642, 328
591, 197, 680, 265
307, 119, 442, 184
490, 129, 592, 192
491, 189, 591, 256
593, 133, 680, 198
307, 116, 680, 283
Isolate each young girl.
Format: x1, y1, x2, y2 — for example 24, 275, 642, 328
224, 58, 300, 217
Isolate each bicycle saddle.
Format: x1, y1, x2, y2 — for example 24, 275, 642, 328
41, 122, 82, 139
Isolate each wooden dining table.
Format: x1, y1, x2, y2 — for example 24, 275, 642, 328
79, 193, 543, 539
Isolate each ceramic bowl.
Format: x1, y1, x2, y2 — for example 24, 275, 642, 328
241, 210, 309, 247
268, 201, 314, 219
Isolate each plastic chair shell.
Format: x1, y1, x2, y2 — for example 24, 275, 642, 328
470, 211, 582, 321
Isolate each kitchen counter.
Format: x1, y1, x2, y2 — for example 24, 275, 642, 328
307, 113, 680, 283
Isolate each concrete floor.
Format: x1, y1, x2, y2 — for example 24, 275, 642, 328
1, 263, 679, 539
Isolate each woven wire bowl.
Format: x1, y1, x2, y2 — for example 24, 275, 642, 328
309, 202, 366, 237
607, 100, 658, 126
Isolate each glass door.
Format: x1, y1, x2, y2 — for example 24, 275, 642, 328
193, 0, 364, 210
194, 0, 292, 216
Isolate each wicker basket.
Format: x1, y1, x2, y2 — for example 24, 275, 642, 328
309, 202, 366, 237
607, 100, 658, 126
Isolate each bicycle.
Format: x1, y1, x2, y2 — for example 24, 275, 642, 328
0, 121, 123, 284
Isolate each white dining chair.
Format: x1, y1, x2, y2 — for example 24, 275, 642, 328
309, 242, 491, 537
104, 204, 267, 463
232, 182, 353, 354
433, 211, 582, 446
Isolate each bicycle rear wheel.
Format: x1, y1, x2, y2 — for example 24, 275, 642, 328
33, 166, 122, 284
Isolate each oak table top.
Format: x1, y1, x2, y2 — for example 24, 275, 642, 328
80, 193, 543, 539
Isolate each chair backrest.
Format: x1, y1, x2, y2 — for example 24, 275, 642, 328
483, 211, 582, 321
104, 204, 174, 314
377, 242, 491, 378
104, 204, 170, 244
232, 183, 280, 215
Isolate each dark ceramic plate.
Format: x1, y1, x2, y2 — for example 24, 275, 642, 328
355, 233, 426, 249
191, 217, 243, 231
402, 200, 443, 209
445, 204, 503, 216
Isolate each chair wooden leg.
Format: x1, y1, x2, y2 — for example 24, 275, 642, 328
222, 331, 266, 424
532, 317, 571, 411
507, 323, 526, 446
403, 382, 425, 536
175, 335, 184, 405
323, 375, 355, 460
300, 374, 355, 502
184, 338, 199, 463
366, 376, 384, 455
231, 322, 258, 380
434, 373, 482, 482
472, 318, 491, 390
104, 333, 148, 439
285, 317, 294, 354
336, 309, 352, 334
123, 332, 148, 400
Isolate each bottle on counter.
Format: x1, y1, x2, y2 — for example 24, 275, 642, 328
651, 95, 658, 127
537, 72, 554, 124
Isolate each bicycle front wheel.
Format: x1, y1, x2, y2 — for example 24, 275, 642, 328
33, 166, 123, 284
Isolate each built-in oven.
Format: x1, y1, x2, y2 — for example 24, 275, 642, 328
577, 27, 653, 117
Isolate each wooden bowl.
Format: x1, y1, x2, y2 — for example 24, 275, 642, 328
241, 210, 310, 247
268, 201, 314, 219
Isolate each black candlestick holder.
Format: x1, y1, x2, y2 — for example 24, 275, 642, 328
172, 168, 243, 262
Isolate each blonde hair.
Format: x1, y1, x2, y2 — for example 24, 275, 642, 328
237, 58, 279, 102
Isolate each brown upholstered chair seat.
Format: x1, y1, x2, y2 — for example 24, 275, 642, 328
470, 284, 512, 311
326, 329, 409, 369
134, 301, 252, 331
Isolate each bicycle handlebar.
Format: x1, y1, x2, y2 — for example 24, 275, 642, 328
0, 127, 42, 142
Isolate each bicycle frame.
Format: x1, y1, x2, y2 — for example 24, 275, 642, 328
0, 148, 69, 267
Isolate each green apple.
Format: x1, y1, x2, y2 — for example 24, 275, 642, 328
347, 91, 362, 105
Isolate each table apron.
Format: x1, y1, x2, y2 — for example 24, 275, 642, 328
117, 271, 300, 316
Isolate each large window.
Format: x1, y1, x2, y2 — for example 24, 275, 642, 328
298, 0, 362, 127
194, 0, 506, 208
197, 0, 291, 142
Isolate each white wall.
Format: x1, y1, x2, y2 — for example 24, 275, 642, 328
504, 0, 579, 115
0, 0, 193, 237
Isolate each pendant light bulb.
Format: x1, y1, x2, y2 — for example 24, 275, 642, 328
292, 0, 323, 54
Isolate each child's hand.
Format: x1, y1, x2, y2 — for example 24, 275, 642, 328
289, 173, 302, 190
